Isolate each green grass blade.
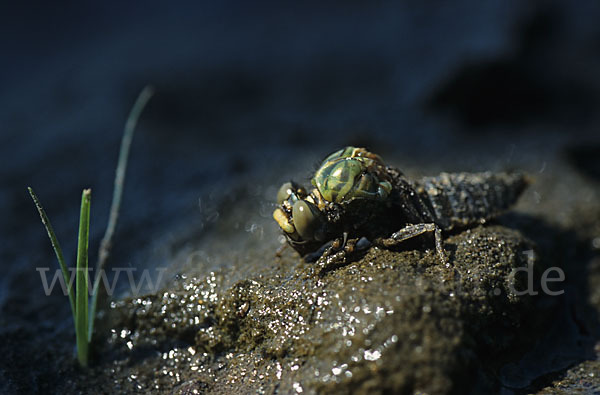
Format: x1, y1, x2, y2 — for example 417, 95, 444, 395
76, 189, 91, 367
89, 85, 154, 342
27, 187, 76, 321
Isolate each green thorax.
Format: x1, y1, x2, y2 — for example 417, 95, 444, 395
311, 147, 392, 204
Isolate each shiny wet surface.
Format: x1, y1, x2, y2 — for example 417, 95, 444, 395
2, 2, 600, 394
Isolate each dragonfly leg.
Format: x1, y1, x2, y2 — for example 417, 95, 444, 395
316, 236, 371, 274
379, 223, 448, 266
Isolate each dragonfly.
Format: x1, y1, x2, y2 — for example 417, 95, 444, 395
273, 147, 528, 270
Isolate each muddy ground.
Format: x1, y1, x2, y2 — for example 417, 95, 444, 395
1, 2, 600, 394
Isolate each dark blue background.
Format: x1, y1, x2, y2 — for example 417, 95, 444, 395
1, 2, 599, 385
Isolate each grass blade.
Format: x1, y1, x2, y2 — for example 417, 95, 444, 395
27, 187, 76, 321
88, 85, 154, 342
76, 189, 91, 367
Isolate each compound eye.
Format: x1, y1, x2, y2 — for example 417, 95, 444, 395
292, 200, 324, 241
277, 182, 294, 204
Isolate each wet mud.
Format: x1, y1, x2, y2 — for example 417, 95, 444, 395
3, 2, 600, 394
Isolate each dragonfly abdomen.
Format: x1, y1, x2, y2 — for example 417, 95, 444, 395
414, 172, 528, 231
